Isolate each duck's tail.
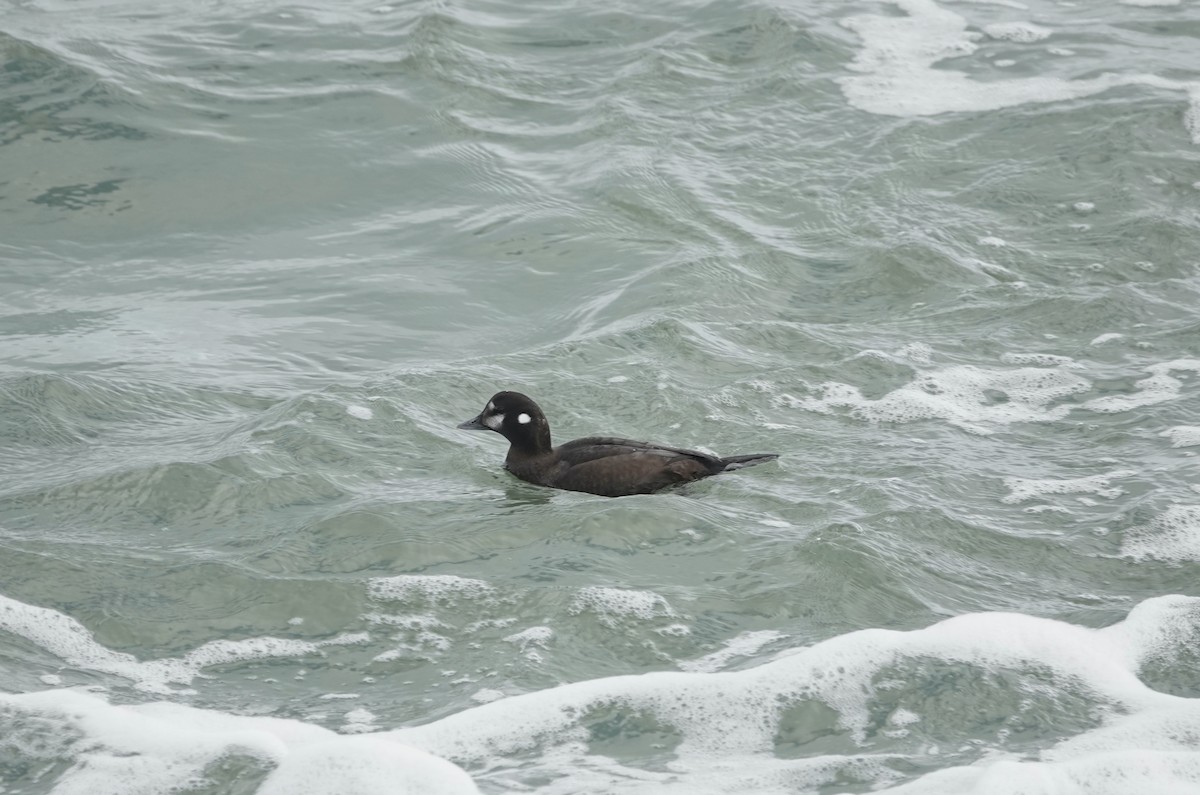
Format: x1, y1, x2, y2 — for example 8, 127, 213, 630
718, 453, 779, 471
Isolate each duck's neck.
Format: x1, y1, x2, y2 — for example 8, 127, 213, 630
506, 423, 552, 458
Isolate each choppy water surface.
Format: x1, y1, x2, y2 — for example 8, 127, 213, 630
3, 0, 1200, 792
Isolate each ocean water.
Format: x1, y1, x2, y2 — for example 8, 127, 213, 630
3, 0, 1200, 791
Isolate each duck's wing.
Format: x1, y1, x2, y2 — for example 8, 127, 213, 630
549, 437, 721, 496
555, 436, 722, 467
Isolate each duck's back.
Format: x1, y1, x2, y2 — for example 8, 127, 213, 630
507, 436, 722, 497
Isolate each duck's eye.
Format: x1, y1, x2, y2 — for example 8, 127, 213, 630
517, 413, 531, 425
484, 413, 504, 430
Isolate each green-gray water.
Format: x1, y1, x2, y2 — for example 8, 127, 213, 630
3, 0, 1200, 792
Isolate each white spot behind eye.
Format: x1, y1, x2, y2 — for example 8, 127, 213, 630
484, 413, 504, 430
517, 413, 531, 424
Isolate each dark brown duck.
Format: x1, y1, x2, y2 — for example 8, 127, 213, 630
458, 391, 778, 497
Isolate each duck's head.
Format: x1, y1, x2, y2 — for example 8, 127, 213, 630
458, 391, 552, 453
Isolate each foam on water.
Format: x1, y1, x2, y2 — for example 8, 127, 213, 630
259, 735, 478, 795
503, 626, 554, 662
1122, 505, 1200, 562
569, 586, 679, 627
983, 22, 1051, 42
1083, 360, 1200, 414
793, 355, 1200, 434
3, 589, 1199, 791
471, 688, 505, 704
793, 363, 1089, 435
1161, 426, 1200, 448
0, 689, 479, 795
952, 0, 1029, 8
1002, 470, 1135, 504
999, 352, 1080, 368
837, 0, 1200, 142
0, 594, 361, 694
388, 595, 1200, 793
341, 707, 380, 734
678, 630, 788, 673
368, 574, 495, 604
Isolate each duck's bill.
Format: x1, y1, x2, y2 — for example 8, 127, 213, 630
457, 414, 489, 430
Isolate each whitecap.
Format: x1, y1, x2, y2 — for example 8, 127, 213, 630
1161, 427, 1200, 448
797, 364, 1089, 435
0, 594, 356, 695
569, 586, 678, 626
389, 596, 1200, 793
1084, 360, 1200, 413
837, 0, 1200, 143
1122, 505, 1200, 562
1002, 470, 1135, 504
368, 574, 494, 604
0, 689, 479, 795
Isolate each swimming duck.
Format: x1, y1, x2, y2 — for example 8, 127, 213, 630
458, 391, 777, 497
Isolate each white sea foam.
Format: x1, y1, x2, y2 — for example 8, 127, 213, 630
372, 629, 452, 661
1002, 470, 1135, 504
346, 404, 373, 420
503, 626, 553, 662
364, 613, 451, 662
1122, 505, 1200, 562
390, 596, 1200, 792
983, 21, 1051, 42
896, 342, 934, 363
837, 0, 1200, 143
795, 364, 1089, 435
656, 623, 692, 637
6, 596, 1200, 793
0, 594, 356, 694
569, 586, 678, 627
471, 688, 505, 704
341, 707, 379, 734
1161, 426, 1200, 448
0, 689, 479, 795
363, 578, 500, 664
1084, 359, 1200, 413
797, 357, 1200, 434
1000, 352, 1080, 368
679, 630, 787, 673
950, 0, 1029, 8
368, 574, 494, 604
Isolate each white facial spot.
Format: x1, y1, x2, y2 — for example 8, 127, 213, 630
486, 401, 494, 413
484, 413, 504, 430
517, 413, 531, 425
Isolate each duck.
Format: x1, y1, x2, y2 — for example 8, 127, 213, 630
457, 391, 777, 497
